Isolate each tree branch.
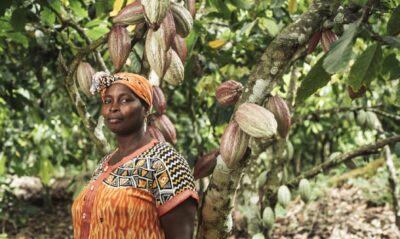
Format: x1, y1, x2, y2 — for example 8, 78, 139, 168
287, 135, 400, 188
384, 145, 400, 230
58, 52, 110, 155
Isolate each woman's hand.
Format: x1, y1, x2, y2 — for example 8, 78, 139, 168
160, 198, 197, 239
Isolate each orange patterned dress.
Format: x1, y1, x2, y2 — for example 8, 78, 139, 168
71, 140, 198, 239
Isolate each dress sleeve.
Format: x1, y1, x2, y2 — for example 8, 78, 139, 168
150, 143, 199, 216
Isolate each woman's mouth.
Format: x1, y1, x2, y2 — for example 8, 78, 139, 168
107, 118, 123, 124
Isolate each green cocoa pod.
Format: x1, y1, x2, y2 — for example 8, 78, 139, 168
345, 111, 355, 122
262, 207, 275, 229
365, 111, 381, 130
356, 110, 366, 127
277, 185, 291, 208
329, 152, 341, 161
285, 140, 294, 161
252, 233, 265, 239
299, 179, 311, 202
257, 171, 268, 189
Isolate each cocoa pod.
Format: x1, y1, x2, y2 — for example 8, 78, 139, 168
193, 149, 219, 179
186, 0, 196, 18
171, 2, 193, 37
307, 31, 321, 54
220, 121, 250, 168
257, 171, 268, 189
262, 207, 275, 229
150, 114, 177, 144
321, 30, 338, 52
348, 85, 367, 99
356, 109, 366, 127
345, 111, 355, 122
151, 11, 176, 51
108, 26, 131, 71
152, 86, 167, 114
76, 62, 95, 96
141, 0, 170, 28
252, 233, 265, 239
265, 96, 291, 138
148, 70, 160, 86
277, 185, 291, 208
235, 103, 277, 138
365, 111, 382, 130
113, 1, 145, 26
163, 49, 184, 86
299, 179, 311, 203
216, 80, 243, 107
147, 124, 166, 142
145, 29, 172, 78
171, 34, 188, 62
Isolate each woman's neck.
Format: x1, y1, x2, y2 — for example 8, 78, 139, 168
115, 130, 152, 156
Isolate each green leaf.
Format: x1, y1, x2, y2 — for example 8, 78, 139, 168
0, 152, 6, 176
8, 32, 29, 48
70, 0, 88, 19
323, 20, 361, 74
387, 5, 400, 36
86, 26, 109, 40
39, 157, 54, 185
381, 36, 400, 48
209, 0, 230, 19
296, 56, 332, 104
348, 43, 382, 90
240, 20, 257, 37
10, 8, 28, 31
40, 7, 56, 26
231, 0, 253, 10
382, 53, 400, 80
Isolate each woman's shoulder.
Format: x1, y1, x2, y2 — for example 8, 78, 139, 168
142, 141, 185, 160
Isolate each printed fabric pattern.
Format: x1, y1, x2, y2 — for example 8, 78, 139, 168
91, 142, 197, 208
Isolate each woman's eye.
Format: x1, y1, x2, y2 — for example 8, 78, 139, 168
103, 98, 111, 104
121, 98, 130, 103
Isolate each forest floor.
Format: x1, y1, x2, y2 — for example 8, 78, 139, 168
3, 183, 400, 239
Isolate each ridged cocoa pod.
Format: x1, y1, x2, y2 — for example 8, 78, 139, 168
163, 49, 184, 86
186, 0, 196, 18
348, 85, 367, 99
235, 103, 277, 138
145, 29, 172, 78
321, 30, 338, 52
216, 80, 243, 107
147, 124, 166, 142
152, 86, 167, 114
307, 31, 321, 54
152, 11, 176, 51
171, 2, 193, 37
76, 62, 95, 96
193, 149, 219, 179
265, 96, 291, 138
220, 121, 250, 168
141, 0, 170, 28
150, 114, 177, 144
113, 1, 145, 26
108, 26, 131, 71
172, 35, 187, 62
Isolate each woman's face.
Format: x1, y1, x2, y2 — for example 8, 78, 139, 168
101, 83, 147, 135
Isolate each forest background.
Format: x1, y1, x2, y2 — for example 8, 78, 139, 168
0, 0, 399, 238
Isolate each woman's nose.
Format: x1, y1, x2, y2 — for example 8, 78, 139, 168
109, 103, 119, 112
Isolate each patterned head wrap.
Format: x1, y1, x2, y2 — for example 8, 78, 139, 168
91, 72, 153, 108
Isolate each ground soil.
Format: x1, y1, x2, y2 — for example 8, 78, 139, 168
4, 184, 400, 238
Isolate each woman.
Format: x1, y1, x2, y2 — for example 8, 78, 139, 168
72, 72, 198, 239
